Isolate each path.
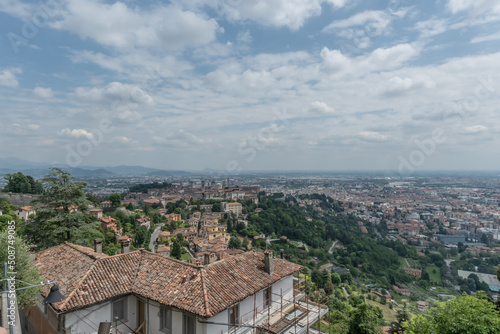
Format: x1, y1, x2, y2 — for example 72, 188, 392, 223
183, 246, 195, 258
342, 286, 350, 298
328, 240, 338, 254
149, 223, 164, 253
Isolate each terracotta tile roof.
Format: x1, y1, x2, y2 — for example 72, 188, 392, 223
35, 245, 301, 317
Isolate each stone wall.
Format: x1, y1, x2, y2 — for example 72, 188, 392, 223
0, 192, 37, 206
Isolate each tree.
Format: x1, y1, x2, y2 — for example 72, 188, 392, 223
480, 233, 489, 244
228, 235, 242, 249
389, 306, 411, 334
171, 238, 182, 259
3, 172, 43, 194
341, 272, 353, 284
0, 214, 14, 231
0, 231, 43, 308
23, 168, 102, 249
332, 272, 342, 284
457, 242, 466, 253
348, 303, 383, 334
109, 193, 122, 207
404, 294, 500, 334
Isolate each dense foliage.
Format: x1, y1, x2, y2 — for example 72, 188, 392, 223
0, 231, 43, 308
22, 168, 102, 249
3, 172, 43, 194
129, 181, 171, 193
404, 294, 500, 334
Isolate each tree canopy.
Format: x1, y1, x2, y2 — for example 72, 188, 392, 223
108, 193, 121, 207
0, 231, 43, 308
22, 168, 102, 249
3, 172, 43, 194
404, 294, 500, 334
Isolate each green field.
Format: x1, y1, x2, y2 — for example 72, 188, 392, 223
181, 252, 191, 261
425, 265, 442, 283
365, 298, 397, 323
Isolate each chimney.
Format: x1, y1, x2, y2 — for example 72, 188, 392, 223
120, 238, 131, 254
29, 244, 37, 261
94, 238, 103, 254
204, 253, 211, 265
264, 250, 273, 276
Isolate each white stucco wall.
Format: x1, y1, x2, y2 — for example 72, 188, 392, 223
62, 275, 294, 334
205, 275, 295, 334
65, 295, 137, 334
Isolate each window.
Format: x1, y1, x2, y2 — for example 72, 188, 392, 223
112, 299, 127, 322
183, 314, 196, 334
228, 304, 240, 330
160, 307, 172, 333
263, 287, 272, 308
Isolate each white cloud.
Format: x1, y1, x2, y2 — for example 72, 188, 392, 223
322, 8, 411, 48
33, 87, 54, 98
471, 31, 500, 43
0, 0, 36, 19
50, 0, 220, 50
72, 82, 154, 107
463, 125, 487, 134
216, 0, 343, 30
113, 136, 137, 145
323, 10, 392, 31
59, 128, 94, 139
359, 131, 389, 142
413, 18, 449, 38
309, 101, 335, 114
447, 0, 500, 15
0, 68, 22, 88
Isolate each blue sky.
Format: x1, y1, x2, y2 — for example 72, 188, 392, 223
1, 0, 500, 172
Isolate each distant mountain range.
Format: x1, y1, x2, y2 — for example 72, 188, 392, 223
0, 158, 191, 178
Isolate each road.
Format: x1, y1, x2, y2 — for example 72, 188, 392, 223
149, 223, 164, 253
328, 240, 338, 254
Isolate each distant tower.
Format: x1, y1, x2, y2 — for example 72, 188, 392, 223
226, 177, 230, 188
201, 180, 205, 191
189, 181, 194, 188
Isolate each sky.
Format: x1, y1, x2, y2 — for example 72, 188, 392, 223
1, 0, 500, 173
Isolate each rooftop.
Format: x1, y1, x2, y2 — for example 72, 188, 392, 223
35, 243, 301, 317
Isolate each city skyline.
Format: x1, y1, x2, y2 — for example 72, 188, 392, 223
1, 0, 500, 172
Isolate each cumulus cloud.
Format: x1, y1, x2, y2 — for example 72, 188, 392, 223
0, 68, 22, 87
153, 129, 205, 149
50, 0, 220, 50
323, 8, 410, 48
309, 101, 336, 114
59, 128, 94, 139
113, 136, 137, 145
72, 82, 154, 107
359, 131, 389, 142
216, 0, 348, 30
447, 0, 500, 15
463, 125, 487, 134
33, 87, 54, 98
